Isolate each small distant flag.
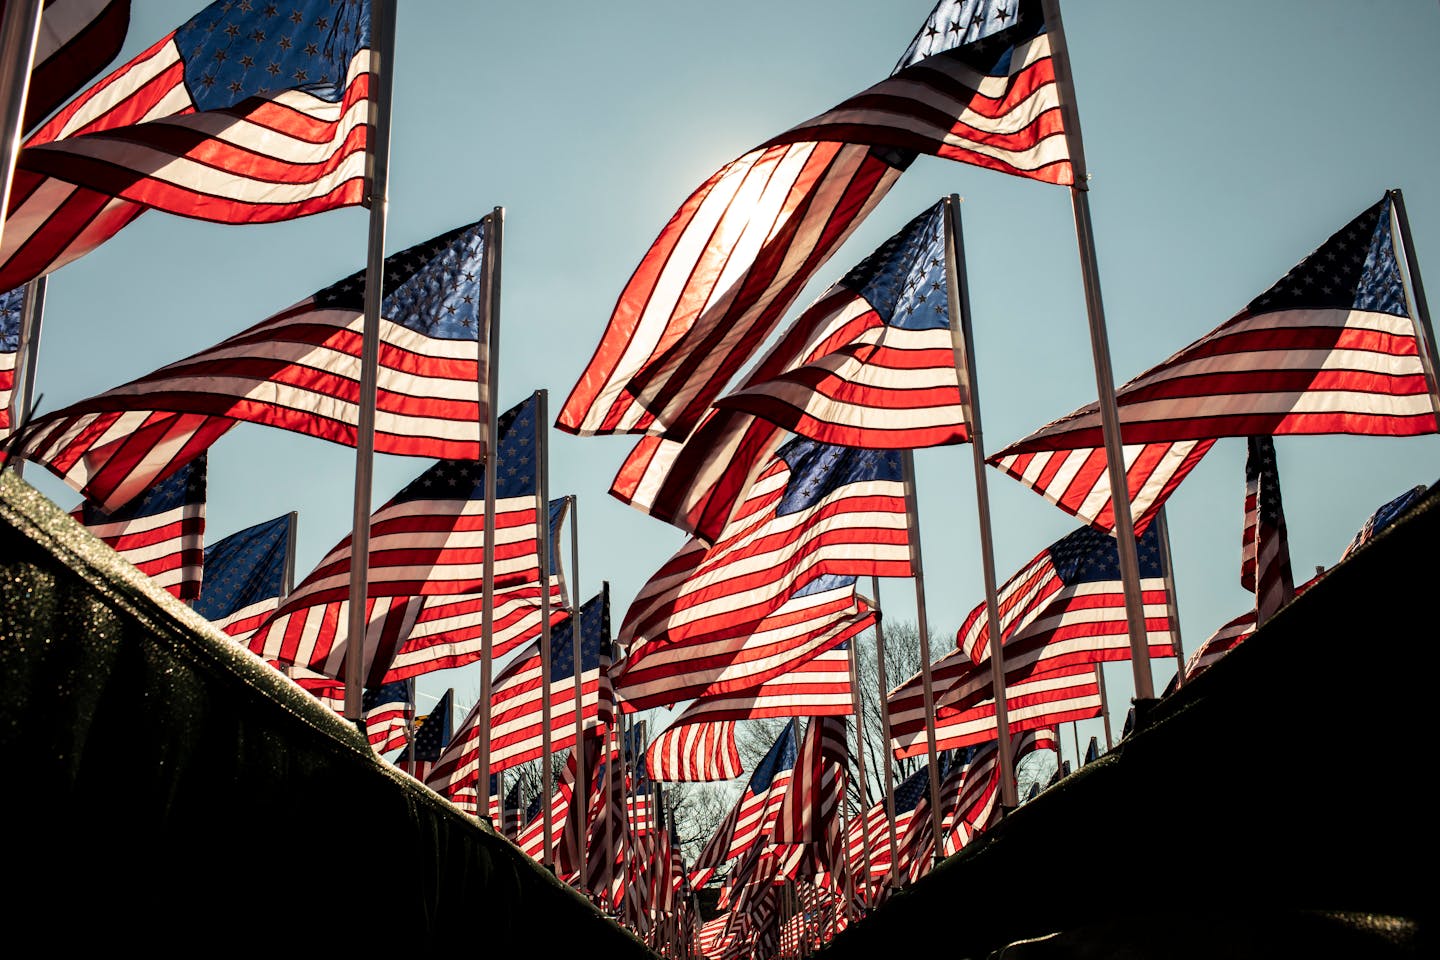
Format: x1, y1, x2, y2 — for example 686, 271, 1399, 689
192, 512, 293, 643
396, 688, 454, 783
1242, 436, 1294, 625
1341, 484, 1428, 561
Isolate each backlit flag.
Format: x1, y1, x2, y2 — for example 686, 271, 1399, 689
360, 678, 412, 754
558, 0, 1069, 441
661, 641, 856, 727
18, 0, 131, 134
394, 687, 452, 782
1, 287, 20, 438
1242, 436, 1294, 624
772, 715, 847, 845
1182, 574, 1321, 682
690, 720, 798, 880
719, 201, 966, 449
247, 396, 543, 681
0, 0, 371, 290
192, 512, 293, 642
1340, 484, 1428, 562
644, 720, 742, 783
991, 194, 1437, 531
426, 591, 611, 800
18, 218, 491, 512
74, 452, 205, 600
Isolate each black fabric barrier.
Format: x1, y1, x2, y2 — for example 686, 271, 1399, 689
817, 478, 1437, 960
0, 471, 653, 954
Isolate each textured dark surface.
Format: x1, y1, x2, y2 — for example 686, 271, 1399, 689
817, 477, 1437, 959
0, 471, 651, 953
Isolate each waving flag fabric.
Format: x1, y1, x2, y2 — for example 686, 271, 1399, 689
246, 396, 542, 681
991, 195, 1436, 531
662, 641, 856, 729
360, 678, 412, 754
644, 720, 742, 783
1341, 483, 1428, 561
1242, 436, 1295, 624
1, 287, 23, 438
18, 0, 131, 134
74, 452, 205, 599
558, 0, 1067, 441
690, 721, 798, 880
772, 715, 847, 845
393, 687, 452, 782
719, 201, 966, 449
0, 0, 371, 291
19, 218, 491, 511
192, 512, 292, 642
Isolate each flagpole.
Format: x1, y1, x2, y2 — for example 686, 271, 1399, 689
1155, 506, 1187, 689
569, 494, 587, 889
899, 449, 944, 867
11, 275, 45, 478
0, 0, 41, 253
867, 575, 902, 891
1094, 664, 1113, 750
534, 389, 556, 867
942, 194, 1018, 809
845, 638, 874, 909
475, 204, 504, 824
1040, 0, 1154, 701
1387, 189, 1440, 421
343, 0, 397, 723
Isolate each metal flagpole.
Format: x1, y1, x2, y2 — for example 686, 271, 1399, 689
0, 0, 41, 253
837, 789, 855, 924
535, 389, 554, 867
845, 638, 874, 910
868, 576, 902, 890
942, 194, 1017, 809
1094, 664, 1113, 750
474, 204, 504, 824
343, 0, 397, 722
569, 494, 587, 888
1388, 189, 1440, 420
899, 449, 944, 867
1040, 0, 1155, 701
1155, 507, 1187, 689
12, 276, 45, 478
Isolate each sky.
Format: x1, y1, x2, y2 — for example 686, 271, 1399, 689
14, 0, 1440, 771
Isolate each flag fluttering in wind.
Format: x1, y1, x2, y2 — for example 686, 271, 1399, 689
360, 678, 413, 754
1242, 436, 1295, 624
689, 720, 797, 882
654, 641, 856, 729
191, 512, 293, 642
73, 451, 205, 600
1340, 483, 1428, 562
1, 288, 25, 439
644, 719, 742, 783
17, 218, 492, 511
17, 0, 131, 134
559, 0, 1067, 441
394, 687, 453, 783
1, 0, 372, 290
771, 715, 846, 845
990, 194, 1436, 532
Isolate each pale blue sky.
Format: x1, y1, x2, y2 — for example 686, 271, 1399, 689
20, 1, 1440, 760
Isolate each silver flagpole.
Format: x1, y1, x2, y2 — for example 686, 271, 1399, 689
282, 512, 299, 600
343, 0, 397, 722
868, 576, 901, 891
569, 494, 587, 888
942, 194, 1017, 809
536, 389, 554, 867
1040, 0, 1155, 701
1388, 189, 1440, 420
11, 275, 44, 478
1094, 664, 1113, 750
0, 0, 42, 252
1155, 507, 1187, 689
899, 449, 944, 867
475, 204, 503, 824
845, 638, 874, 910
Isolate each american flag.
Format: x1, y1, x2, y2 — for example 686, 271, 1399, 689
191, 512, 293, 642
246, 395, 543, 682
1242, 436, 1295, 624
772, 715, 847, 845
22, 1, 131, 134
663, 642, 856, 727
2, 287, 25, 438
1341, 484, 1428, 562
425, 591, 611, 799
1182, 571, 1321, 682
690, 720, 797, 881
717, 200, 966, 449
1, 0, 371, 291
558, 0, 1067, 441
360, 678, 412, 754
74, 451, 205, 600
888, 759, 937, 879
990, 194, 1436, 530
18, 218, 492, 512
394, 687, 453, 783
644, 719, 742, 783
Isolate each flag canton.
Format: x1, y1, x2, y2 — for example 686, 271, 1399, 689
362, 678, 411, 712
1345, 484, 1427, 558
748, 720, 798, 793
409, 690, 454, 761
495, 394, 540, 499
503, 777, 523, 808
793, 573, 857, 599
894, 763, 932, 814
843, 201, 949, 332
1047, 521, 1164, 583
1247, 197, 1408, 318
83, 454, 206, 524
315, 219, 488, 341
0, 286, 21, 352
775, 437, 903, 517
1245, 436, 1286, 524
175, 0, 369, 111
549, 591, 610, 681
193, 514, 291, 620
893, 0, 1045, 75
